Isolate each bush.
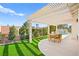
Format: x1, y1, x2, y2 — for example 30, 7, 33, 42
0, 33, 2, 40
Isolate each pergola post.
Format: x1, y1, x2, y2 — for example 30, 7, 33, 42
77, 8, 79, 39
55, 25, 58, 34
48, 25, 50, 35
71, 22, 78, 39
29, 20, 32, 43
48, 25, 50, 40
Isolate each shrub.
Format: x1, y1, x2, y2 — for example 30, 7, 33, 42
0, 33, 2, 40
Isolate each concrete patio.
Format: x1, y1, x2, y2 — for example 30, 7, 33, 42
38, 34, 79, 56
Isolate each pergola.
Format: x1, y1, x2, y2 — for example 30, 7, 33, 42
28, 3, 79, 43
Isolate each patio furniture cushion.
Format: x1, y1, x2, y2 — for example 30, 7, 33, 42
48, 34, 62, 43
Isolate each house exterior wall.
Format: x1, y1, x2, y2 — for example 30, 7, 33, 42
0, 26, 1, 32
1, 26, 10, 35
0, 26, 20, 37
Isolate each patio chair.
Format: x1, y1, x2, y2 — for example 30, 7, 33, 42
48, 34, 62, 43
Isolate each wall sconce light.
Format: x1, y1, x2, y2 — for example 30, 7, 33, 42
76, 19, 78, 23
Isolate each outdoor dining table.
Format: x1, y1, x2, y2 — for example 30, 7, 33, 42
48, 34, 62, 42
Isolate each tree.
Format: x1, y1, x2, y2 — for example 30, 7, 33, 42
0, 33, 2, 40
33, 24, 41, 38
33, 29, 39, 37
50, 25, 56, 33
19, 21, 29, 40
42, 27, 48, 35
8, 26, 17, 40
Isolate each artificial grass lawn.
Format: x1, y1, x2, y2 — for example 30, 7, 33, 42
0, 36, 47, 56
18, 43, 34, 56
22, 41, 43, 56
8, 44, 18, 56
0, 46, 4, 56
3, 45, 8, 56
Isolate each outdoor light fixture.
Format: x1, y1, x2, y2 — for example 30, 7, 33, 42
76, 19, 78, 23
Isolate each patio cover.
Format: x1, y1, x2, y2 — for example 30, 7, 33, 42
28, 3, 79, 42
28, 3, 79, 25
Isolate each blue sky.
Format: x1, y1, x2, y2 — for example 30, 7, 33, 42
0, 3, 47, 27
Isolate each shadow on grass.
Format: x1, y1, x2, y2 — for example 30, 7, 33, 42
21, 40, 44, 56
3, 44, 8, 56
32, 39, 38, 44
14, 43, 24, 56
21, 40, 38, 56
31, 42, 44, 56
31, 43, 37, 48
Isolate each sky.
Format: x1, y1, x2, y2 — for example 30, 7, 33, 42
0, 3, 48, 27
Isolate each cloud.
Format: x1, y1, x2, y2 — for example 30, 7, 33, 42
0, 5, 24, 16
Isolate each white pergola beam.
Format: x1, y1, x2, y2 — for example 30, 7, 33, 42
29, 4, 75, 25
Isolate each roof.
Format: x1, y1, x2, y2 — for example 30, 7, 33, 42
28, 3, 79, 25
